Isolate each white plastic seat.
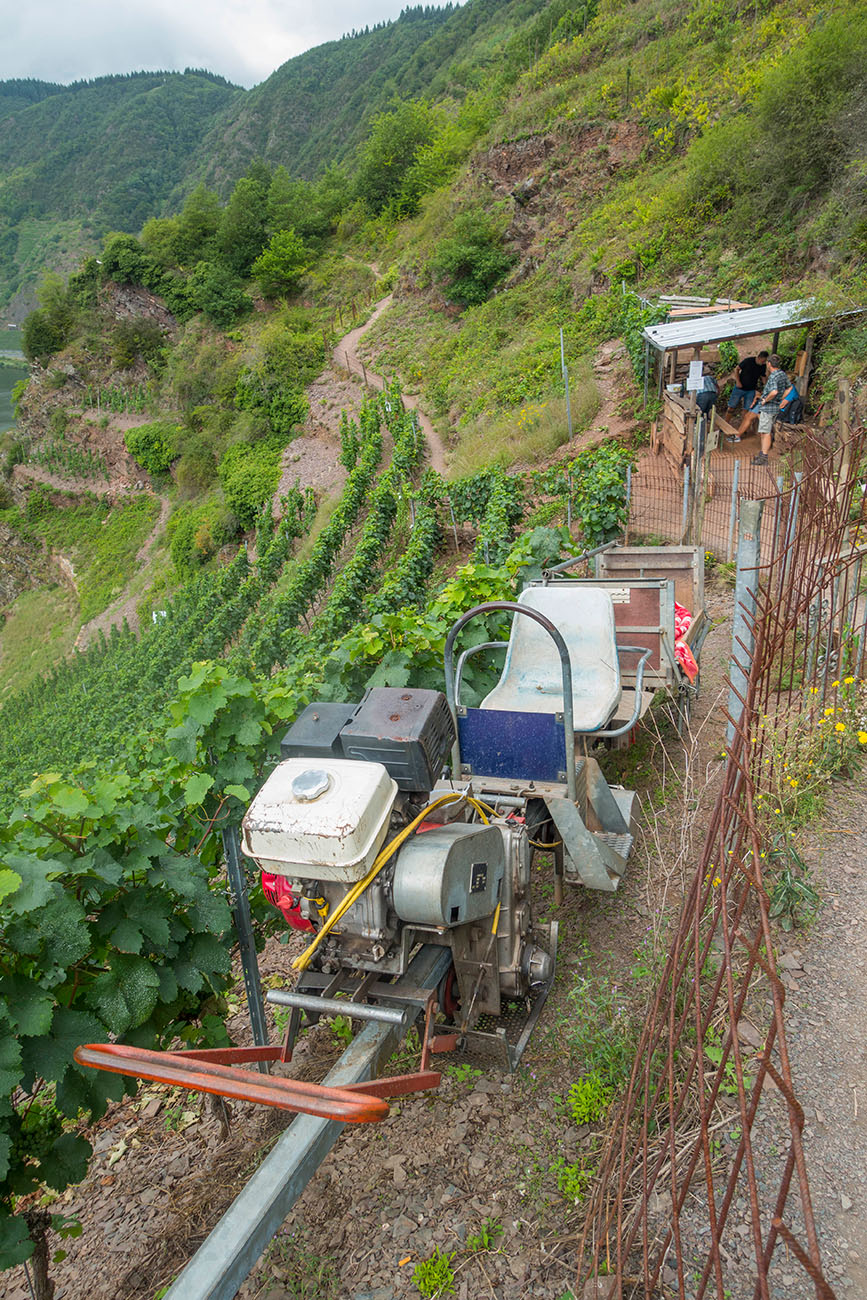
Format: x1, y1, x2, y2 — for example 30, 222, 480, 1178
480, 586, 621, 732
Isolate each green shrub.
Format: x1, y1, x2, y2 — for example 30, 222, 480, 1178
124, 420, 181, 476
217, 440, 283, 530
110, 318, 165, 370
252, 229, 309, 298
168, 498, 238, 574
176, 448, 218, 497
187, 262, 252, 328
356, 98, 438, 215
22, 310, 65, 362
430, 208, 516, 307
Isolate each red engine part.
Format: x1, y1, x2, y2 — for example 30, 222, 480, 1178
261, 871, 315, 931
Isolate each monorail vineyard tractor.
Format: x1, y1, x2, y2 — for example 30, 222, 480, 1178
75, 555, 705, 1298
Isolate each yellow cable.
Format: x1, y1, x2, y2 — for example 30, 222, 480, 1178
491, 902, 501, 935
292, 790, 471, 972
466, 798, 490, 824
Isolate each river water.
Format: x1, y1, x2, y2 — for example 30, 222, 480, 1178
0, 328, 28, 435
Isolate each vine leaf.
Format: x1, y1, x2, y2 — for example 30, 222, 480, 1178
56, 1059, 124, 1121
0, 868, 22, 905
85, 955, 160, 1035
0, 1035, 23, 1101
0, 1212, 33, 1268
20, 1007, 105, 1086
38, 1133, 92, 1194
49, 784, 90, 819
0, 1135, 10, 1181
184, 772, 215, 806
0, 976, 55, 1036
1, 855, 61, 914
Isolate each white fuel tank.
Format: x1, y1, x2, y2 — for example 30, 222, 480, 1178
240, 758, 397, 882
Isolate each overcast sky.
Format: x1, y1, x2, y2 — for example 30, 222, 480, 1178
2, 0, 455, 90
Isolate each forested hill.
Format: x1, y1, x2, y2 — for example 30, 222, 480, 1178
0, 71, 241, 310
0, 0, 566, 312
185, 0, 553, 188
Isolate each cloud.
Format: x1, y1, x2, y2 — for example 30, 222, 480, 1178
1, 0, 428, 89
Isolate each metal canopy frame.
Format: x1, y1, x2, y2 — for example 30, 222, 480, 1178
639, 298, 866, 405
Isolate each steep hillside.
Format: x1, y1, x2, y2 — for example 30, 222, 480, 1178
184, 0, 556, 188
0, 0, 580, 312
0, 71, 241, 311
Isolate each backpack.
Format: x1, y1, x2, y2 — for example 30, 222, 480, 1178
778, 396, 804, 424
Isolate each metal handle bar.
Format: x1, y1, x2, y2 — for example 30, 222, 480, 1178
266, 990, 407, 1026
541, 538, 620, 580
589, 645, 653, 738
453, 640, 507, 708
444, 601, 577, 806
74, 1042, 388, 1124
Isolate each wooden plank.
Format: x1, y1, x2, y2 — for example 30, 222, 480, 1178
600, 546, 703, 614
714, 412, 743, 443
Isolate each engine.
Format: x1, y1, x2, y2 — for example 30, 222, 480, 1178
241, 687, 554, 1025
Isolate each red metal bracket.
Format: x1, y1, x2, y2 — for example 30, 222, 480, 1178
74, 993, 454, 1124
74, 1043, 389, 1123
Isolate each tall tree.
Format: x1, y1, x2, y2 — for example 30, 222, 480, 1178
216, 177, 268, 276
355, 98, 437, 215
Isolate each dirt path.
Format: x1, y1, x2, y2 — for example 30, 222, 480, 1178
760, 784, 867, 1297
74, 494, 170, 650
333, 293, 448, 476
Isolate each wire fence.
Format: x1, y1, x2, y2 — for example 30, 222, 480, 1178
579, 428, 866, 1300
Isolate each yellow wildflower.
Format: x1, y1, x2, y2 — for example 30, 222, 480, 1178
835, 722, 846, 733
859, 731, 867, 744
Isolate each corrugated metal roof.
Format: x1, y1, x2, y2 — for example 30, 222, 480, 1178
643, 299, 820, 353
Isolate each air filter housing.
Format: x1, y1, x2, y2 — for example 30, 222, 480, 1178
339, 688, 454, 793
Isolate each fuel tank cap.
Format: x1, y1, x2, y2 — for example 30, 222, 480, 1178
291, 768, 331, 801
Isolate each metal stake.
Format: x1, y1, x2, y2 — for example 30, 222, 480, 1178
727, 459, 740, 562
447, 499, 460, 553
726, 499, 764, 745
222, 826, 269, 1072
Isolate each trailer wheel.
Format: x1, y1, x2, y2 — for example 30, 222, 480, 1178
438, 966, 461, 1022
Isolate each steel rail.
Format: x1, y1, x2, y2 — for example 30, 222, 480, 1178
162, 944, 452, 1300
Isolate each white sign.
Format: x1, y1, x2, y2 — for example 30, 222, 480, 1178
686, 359, 704, 391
